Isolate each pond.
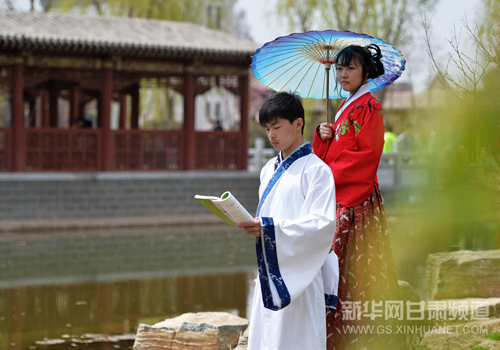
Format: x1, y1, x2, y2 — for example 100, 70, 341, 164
2, 214, 495, 350
0, 224, 257, 350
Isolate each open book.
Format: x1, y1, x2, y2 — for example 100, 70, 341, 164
194, 191, 254, 226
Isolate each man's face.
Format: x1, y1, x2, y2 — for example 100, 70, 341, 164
264, 117, 303, 159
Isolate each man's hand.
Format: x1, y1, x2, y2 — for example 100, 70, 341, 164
319, 122, 333, 140
237, 218, 262, 237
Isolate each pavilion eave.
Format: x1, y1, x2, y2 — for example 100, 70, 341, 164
0, 36, 253, 64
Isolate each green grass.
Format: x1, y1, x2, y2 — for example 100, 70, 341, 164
485, 331, 500, 341
414, 331, 500, 350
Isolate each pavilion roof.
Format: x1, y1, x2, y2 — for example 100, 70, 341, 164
0, 11, 258, 62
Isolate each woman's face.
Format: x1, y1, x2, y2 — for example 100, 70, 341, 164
336, 58, 366, 94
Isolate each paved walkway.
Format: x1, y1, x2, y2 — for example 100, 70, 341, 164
0, 214, 225, 233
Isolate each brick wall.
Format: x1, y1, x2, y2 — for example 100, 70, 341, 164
0, 172, 260, 220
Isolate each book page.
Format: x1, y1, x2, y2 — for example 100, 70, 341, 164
194, 194, 236, 226
213, 191, 254, 224
193, 195, 220, 201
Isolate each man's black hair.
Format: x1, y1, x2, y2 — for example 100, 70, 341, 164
258, 92, 305, 133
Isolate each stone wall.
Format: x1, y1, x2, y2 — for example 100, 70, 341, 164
0, 172, 260, 220
0, 224, 257, 288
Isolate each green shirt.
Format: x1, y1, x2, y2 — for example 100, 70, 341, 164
383, 132, 397, 153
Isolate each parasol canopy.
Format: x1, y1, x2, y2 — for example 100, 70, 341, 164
251, 30, 406, 103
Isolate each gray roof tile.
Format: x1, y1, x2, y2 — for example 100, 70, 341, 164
0, 11, 258, 58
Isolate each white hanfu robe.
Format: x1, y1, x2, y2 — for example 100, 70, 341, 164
248, 142, 339, 350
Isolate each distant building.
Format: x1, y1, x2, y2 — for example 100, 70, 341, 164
0, 11, 257, 172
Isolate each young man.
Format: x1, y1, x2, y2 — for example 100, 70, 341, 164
238, 92, 339, 350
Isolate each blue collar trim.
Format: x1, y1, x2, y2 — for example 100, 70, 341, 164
257, 143, 312, 216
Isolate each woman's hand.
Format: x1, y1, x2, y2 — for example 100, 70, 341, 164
319, 122, 333, 140
237, 218, 262, 237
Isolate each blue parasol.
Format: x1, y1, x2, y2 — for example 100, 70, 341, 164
251, 30, 406, 122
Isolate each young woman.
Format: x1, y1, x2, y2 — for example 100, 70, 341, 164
313, 44, 405, 349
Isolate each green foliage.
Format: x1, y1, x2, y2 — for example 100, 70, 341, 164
485, 331, 500, 341
479, 0, 500, 48
0, 92, 8, 127
276, 0, 322, 32
389, 0, 500, 292
50, 0, 235, 32
276, 0, 439, 49
413, 333, 500, 350
139, 83, 183, 130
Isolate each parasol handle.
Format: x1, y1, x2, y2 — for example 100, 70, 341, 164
325, 62, 331, 124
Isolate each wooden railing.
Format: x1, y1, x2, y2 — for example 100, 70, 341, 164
113, 130, 183, 171
195, 131, 241, 170
26, 129, 101, 171
0, 128, 247, 171
0, 128, 9, 171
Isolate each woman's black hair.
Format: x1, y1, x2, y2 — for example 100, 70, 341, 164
335, 44, 385, 94
259, 91, 305, 134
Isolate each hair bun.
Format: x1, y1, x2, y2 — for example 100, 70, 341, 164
366, 44, 382, 60
364, 44, 384, 79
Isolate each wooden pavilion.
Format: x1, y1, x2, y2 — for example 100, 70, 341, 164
0, 11, 256, 172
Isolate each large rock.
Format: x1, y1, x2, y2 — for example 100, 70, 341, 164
426, 250, 500, 300
233, 328, 249, 350
133, 312, 248, 350
399, 280, 421, 302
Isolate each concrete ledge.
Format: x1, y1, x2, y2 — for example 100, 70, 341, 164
0, 171, 258, 181
0, 214, 226, 233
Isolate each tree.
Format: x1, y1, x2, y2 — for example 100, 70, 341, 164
276, 0, 322, 32
277, 0, 437, 50
423, 0, 500, 169
1, 0, 15, 10
49, 0, 236, 32
410, 0, 500, 267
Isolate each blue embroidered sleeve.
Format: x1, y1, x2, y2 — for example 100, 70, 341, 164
256, 217, 291, 311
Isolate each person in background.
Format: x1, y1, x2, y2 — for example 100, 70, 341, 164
383, 124, 397, 153
72, 116, 92, 128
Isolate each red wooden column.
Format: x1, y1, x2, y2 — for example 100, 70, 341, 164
70, 86, 80, 125
48, 81, 59, 127
130, 84, 140, 129
183, 68, 195, 170
118, 93, 127, 129
39, 90, 47, 127
11, 57, 26, 171
79, 101, 86, 125
239, 74, 249, 170
99, 61, 114, 170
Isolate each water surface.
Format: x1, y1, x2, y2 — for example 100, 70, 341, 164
0, 224, 257, 350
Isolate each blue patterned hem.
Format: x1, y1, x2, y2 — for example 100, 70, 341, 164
256, 217, 291, 311
325, 294, 338, 310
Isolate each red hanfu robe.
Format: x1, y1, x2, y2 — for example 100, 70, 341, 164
313, 91, 384, 208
